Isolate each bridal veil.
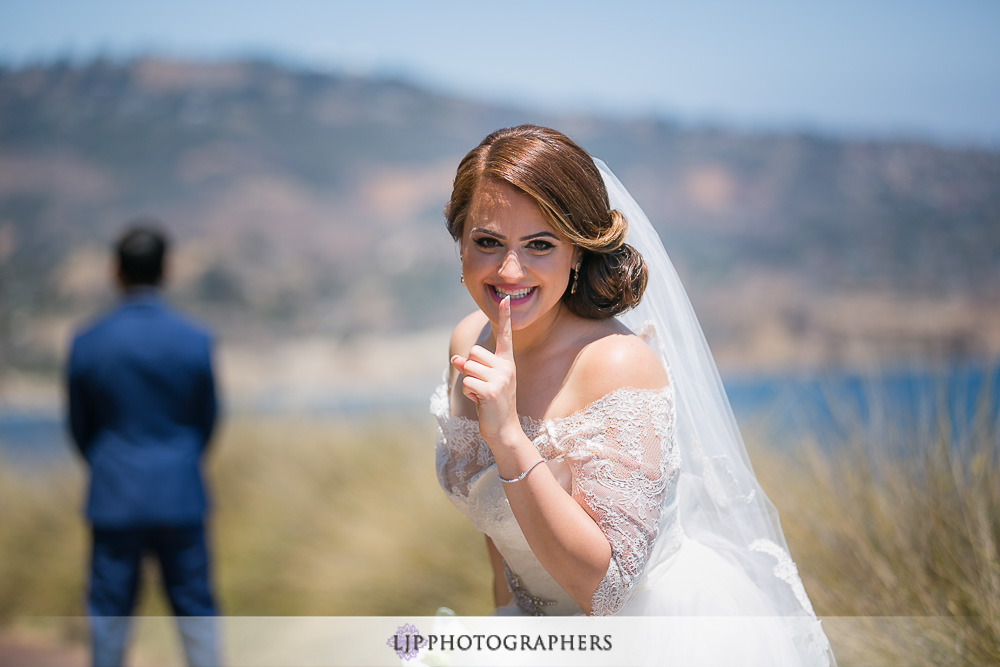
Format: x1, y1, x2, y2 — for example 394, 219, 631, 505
597, 158, 834, 664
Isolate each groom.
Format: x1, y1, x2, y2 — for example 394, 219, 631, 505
66, 224, 220, 667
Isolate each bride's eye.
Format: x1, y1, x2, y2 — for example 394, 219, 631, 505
474, 236, 502, 250
526, 240, 555, 252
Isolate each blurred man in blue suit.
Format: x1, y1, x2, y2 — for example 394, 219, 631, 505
67, 224, 220, 667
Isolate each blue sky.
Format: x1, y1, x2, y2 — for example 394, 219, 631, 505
2, 0, 999, 146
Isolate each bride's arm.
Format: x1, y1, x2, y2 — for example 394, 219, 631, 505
452, 299, 611, 612
492, 434, 613, 613
453, 298, 667, 614
497, 335, 669, 614
448, 309, 601, 608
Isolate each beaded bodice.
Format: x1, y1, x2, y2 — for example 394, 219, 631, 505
432, 379, 680, 616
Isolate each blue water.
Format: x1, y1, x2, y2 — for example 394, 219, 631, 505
0, 410, 74, 467
725, 362, 1000, 451
3, 363, 999, 468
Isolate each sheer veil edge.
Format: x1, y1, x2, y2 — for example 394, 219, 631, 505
596, 158, 835, 665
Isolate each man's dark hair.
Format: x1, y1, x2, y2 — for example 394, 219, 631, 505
116, 223, 169, 287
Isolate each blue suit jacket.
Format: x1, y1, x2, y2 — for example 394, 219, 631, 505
67, 291, 218, 527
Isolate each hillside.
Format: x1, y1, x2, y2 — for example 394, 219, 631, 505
1, 57, 999, 407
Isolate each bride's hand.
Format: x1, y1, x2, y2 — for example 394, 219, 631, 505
451, 296, 521, 448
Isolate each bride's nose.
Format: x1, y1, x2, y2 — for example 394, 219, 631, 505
498, 250, 526, 282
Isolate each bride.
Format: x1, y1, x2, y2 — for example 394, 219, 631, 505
432, 125, 833, 664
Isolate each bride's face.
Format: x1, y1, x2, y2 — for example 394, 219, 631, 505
460, 178, 581, 332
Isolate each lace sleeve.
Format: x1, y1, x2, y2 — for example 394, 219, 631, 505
546, 388, 678, 615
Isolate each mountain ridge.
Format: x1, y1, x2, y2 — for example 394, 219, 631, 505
1, 57, 998, 397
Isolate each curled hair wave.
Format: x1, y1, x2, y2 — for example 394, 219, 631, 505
568, 237, 648, 319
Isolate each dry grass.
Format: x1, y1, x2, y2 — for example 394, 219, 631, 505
0, 414, 493, 625
205, 416, 493, 616
751, 377, 1000, 664
1, 388, 998, 664
0, 463, 87, 620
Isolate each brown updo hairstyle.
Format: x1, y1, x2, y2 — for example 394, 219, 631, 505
444, 124, 647, 319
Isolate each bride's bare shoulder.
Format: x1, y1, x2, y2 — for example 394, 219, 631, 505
566, 320, 669, 409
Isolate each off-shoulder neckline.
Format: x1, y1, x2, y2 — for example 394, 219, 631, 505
433, 381, 673, 429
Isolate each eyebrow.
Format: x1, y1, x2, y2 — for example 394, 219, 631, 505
469, 227, 560, 242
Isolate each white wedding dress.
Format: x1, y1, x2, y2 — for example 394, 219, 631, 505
432, 347, 832, 665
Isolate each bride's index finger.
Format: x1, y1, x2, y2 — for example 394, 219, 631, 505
495, 295, 513, 361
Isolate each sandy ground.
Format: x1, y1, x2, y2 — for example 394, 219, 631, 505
0, 637, 87, 667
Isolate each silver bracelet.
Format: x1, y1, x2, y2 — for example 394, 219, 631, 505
498, 458, 546, 484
